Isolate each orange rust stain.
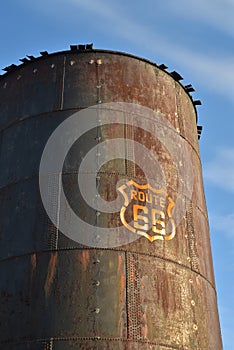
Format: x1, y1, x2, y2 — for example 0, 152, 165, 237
30, 253, 37, 288
120, 274, 125, 299
117, 255, 126, 334
118, 255, 125, 298
30, 253, 37, 273
142, 310, 148, 339
118, 255, 122, 274
80, 250, 90, 272
44, 252, 58, 299
196, 276, 201, 289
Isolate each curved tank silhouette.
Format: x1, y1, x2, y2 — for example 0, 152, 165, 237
0, 46, 222, 349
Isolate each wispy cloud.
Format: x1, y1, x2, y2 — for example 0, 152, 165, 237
26, 0, 234, 100
165, 0, 234, 38
210, 212, 234, 238
204, 148, 234, 191
68, 0, 234, 100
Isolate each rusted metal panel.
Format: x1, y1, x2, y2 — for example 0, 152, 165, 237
200, 277, 223, 349
192, 205, 216, 286
0, 49, 222, 349
175, 83, 199, 154
0, 110, 76, 189
0, 250, 126, 345
190, 149, 208, 214
63, 53, 98, 109
0, 178, 38, 259
126, 252, 208, 349
0, 55, 65, 131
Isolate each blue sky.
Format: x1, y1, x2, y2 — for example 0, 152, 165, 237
1, 0, 233, 348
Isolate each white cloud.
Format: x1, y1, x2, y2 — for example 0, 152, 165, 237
210, 212, 234, 237
204, 148, 234, 191
165, 0, 234, 38
67, 0, 234, 100
26, 0, 234, 100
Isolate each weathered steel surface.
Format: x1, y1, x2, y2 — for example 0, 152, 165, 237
0, 49, 222, 349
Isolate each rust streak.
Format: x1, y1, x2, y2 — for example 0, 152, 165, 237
118, 255, 126, 297
117, 255, 122, 274
30, 253, 37, 289
30, 253, 37, 273
44, 252, 58, 299
81, 250, 90, 272
142, 309, 148, 339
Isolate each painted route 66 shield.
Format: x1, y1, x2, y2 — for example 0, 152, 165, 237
118, 180, 176, 242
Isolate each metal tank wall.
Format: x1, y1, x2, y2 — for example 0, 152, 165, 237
0, 47, 222, 349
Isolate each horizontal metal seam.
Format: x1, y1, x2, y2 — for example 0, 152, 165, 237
0, 336, 183, 349
0, 246, 217, 292
0, 173, 208, 216
0, 107, 84, 134
0, 108, 200, 159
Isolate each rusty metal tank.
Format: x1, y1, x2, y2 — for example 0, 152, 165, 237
0, 46, 222, 349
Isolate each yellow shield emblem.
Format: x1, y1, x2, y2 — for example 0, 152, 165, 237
118, 180, 176, 242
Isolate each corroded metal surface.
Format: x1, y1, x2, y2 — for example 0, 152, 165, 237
0, 49, 222, 349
